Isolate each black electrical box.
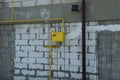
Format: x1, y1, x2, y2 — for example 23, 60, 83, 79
71, 4, 79, 11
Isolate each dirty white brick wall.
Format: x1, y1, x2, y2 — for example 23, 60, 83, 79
4, 0, 79, 7
14, 22, 97, 80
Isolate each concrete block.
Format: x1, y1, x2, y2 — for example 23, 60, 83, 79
21, 46, 35, 51
21, 70, 35, 75
14, 69, 20, 74
21, 34, 35, 40
29, 52, 43, 58
29, 64, 43, 70
44, 52, 49, 58
43, 34, 49, 39
70, 66, 78, 72
14, 76, 25, 80
36, 58, 48, 64
15, 40, 28, 46
29, 40, 43, 45
89, 60, 97, 67
86, 40, 96, 46
70, 40, 78, 45
89, 75, 98, 80
16, 51, 28, 57
22, 58, 35, 64
37, 71, 48, 76
37, 0, 51, 5
14, 57, 20, 63
36, 34, 44, 39
15, 26, 29, 33
65, 53, 70, 59
64, 46, 69, 53
14, 63, 27, 68
71, 73, 82, 79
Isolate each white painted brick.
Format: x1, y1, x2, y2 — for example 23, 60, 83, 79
37, 71, 48, 76
29, 64, 43, 69
70, 66, 78, 72
86, 66, 97, 73
36, 58, 48, 64
36, 46, 49, 52
29, 52, 43, 58
71, 73, 82, 79
70, 59, 82, 66
89, 60, 97, 67
70, 40, 78, 45
21, 34, 35, 40
88, 46, 96, 53
70, 46, 79, 53
16, 46, 20, 51
57, 72, 66, 78
14, 58, 20, 63
15, 40, 28, 45
89, 75, 98, 80
16, 51, 28, 57
14, 69, 20, 74
64, 46, 69, 52
14, 63, 27, 68
65, 53, 70, 59
36, 34, 44, 39
14, 76, 25, 80
29, 40, 43, 45
21, 46, 35, 51
52, 65, 57, 70
65, 59, 69, 65
28, 77, 48, 80
70, 53, 78, 59
58, 59, 64, 65
21, 70, 35, 75
15, 34, 20, 40
15, 26, 29, 33
43, 34, 49, 39
44, 24, 50, 34
86, 53, 95, 60
44, 52, 49, 58
86, 40, 96, 46
58, 46, 64, 52
89, 32, 96, 40
22, 58, 35, 64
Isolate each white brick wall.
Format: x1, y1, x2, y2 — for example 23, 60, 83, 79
14, 23, 97, 80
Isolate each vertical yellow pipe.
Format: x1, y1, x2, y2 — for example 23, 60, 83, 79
49, 31, 53, 80
12, 0, 14, 21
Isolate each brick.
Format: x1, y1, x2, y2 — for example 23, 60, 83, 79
70, 59, 82, 66
14, 63, 27, 68
89, 75, 98, 80
28, 77, 48, 80
65, 53, 70, 59
86, 66, 97, 73
71, 73, 82, 79
14, 57, 20, 63
88, 46, 96, 53
21, 34, 35, 40
29, 52, 43, 58
86, 40, 96, 46
21, 70, 35, 75
16, 51, 28, 57
36, 46, 49, 52
15, 40, 28, 45
89, 60, 97, 67
70, 46, 79, 53
14, 69, 20, 74
70, 53, 78, 59
70, 40, 78, 45
15, 34, 20, 40
15, 46, 20, 51
70, 66, 78, 72
43, 34, 49, 39
14, 76, 25, 80
29, 40, 43, 45
37, 71, 48, 76
89, 32, 96, 40
22, 58, 35, 64
21, 46, 35, 51
86, 53, 95, 60
36, 58, 48, 64
15, 26, 29, 33
29, 64, 43, 69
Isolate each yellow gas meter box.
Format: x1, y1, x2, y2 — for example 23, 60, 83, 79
51, 31, 65, 42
